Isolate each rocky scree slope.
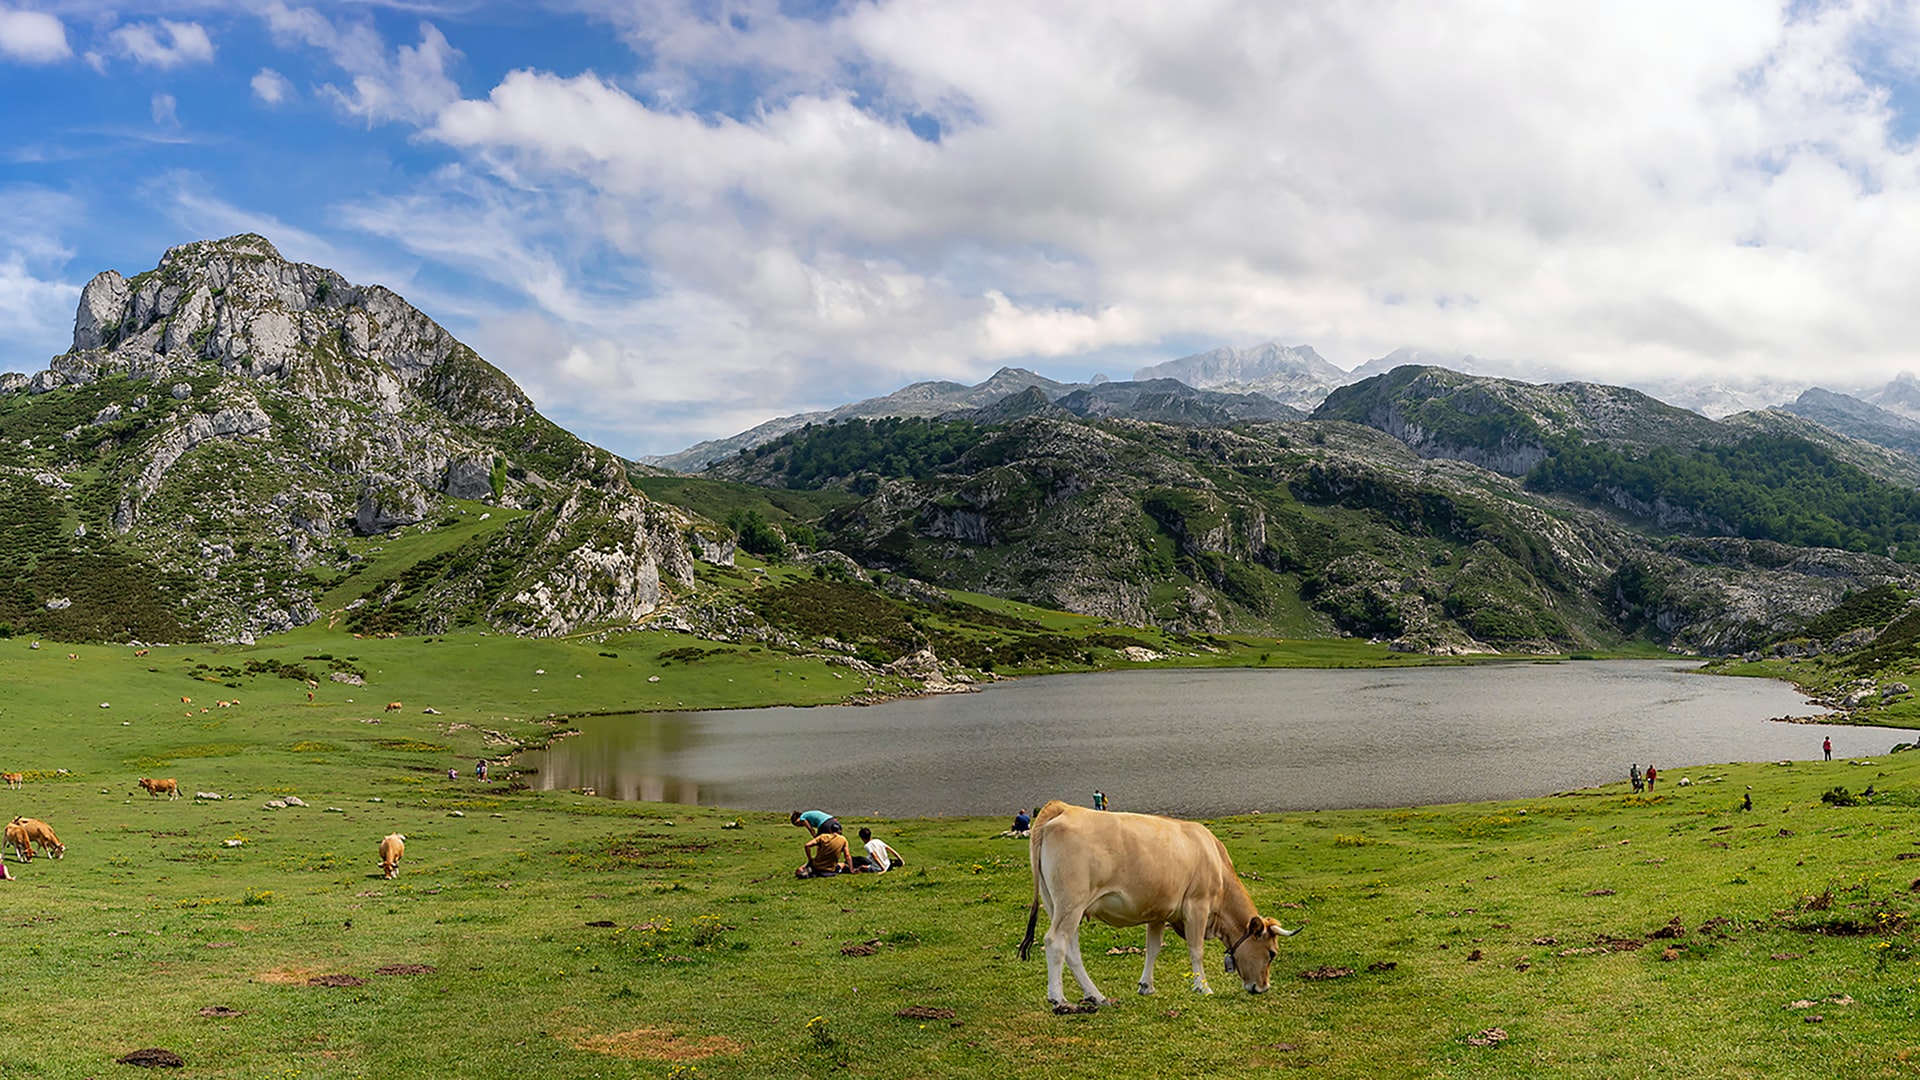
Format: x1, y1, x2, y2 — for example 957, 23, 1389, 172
0, 234, 699, 642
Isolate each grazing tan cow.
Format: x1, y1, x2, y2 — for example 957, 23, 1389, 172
379, 833, 406, 879
1019, 800, 1297, 1008
384, 702, 402, 712
1, 772, 21, 790
7, 817, 64, 860
138, 777, 180, 800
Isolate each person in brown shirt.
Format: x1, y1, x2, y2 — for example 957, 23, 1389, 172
797, 825, 850, 878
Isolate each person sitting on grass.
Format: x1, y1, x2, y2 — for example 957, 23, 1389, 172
852, 827, 903, 873
796, 824, 850, 878
1011, 808, 1032, 836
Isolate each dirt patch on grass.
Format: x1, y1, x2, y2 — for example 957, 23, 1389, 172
562, 833, 719, 870
307, 974, 366, 987
117, 1047, 185, 1067
564, 1026, 742, 1061
373, 964, 435, 976
197, 1006, 244, 1018
1299, 966, 1354, 980
897, 1006, 956, 1020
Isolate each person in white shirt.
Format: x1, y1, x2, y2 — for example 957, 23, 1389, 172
854, 827, 903, 873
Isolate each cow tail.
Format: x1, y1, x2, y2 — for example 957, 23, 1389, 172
1019, 801, 1070, 961
1020, 822, 1043, 961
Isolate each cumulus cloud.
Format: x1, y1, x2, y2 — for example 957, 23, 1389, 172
104, 18, 214, 68
0, 7, 69, 63
251, 67, 293, 105
0, 187, 83, 373
260, 3, 460, 124
245, 0, 1920, 451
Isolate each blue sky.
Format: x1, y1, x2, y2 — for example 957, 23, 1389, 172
8, 2, 1920, 456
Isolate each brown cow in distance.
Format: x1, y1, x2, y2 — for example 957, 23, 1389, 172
379, 833, 406, 879
384, 702, 402, 712
1020, 800, 1297, 1009
1, 772, 21, 790
138, 777, 180, 800
7, 817, 64, 861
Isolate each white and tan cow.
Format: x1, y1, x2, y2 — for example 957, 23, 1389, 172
1019, 800, 1297, 1008
379, 833, 406, 879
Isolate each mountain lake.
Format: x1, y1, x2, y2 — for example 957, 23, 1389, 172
519, 660, 1900, 818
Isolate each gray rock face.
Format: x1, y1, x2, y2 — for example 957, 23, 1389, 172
356, 474, 432, 535
73, 270, 130, 350
442, 455, 495, 500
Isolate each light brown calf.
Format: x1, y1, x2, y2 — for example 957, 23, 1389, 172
138, 777, 180, 800
384, 701, 403, 712
379, 833, 406, 879
1, 773, 21, 790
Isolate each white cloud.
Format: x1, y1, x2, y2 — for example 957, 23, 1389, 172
0, 7, 69, 63
106, 18, 214, 69
0, 187, 82, 373
251, 67, 293, 105
260, 4, 460, 124
150, 91, 177, 128
188, 0, 1920, 453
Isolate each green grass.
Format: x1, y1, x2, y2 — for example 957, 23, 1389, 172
8, 632, 1920, 1077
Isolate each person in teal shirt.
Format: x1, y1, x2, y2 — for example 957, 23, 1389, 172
791, 809, 840, 835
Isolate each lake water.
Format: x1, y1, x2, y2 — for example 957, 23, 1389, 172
519, 661, 1899, 818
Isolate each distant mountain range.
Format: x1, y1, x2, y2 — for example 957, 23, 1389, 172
650, 340, 1920, 472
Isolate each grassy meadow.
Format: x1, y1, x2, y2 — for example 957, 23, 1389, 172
7, 629, 1920, 1078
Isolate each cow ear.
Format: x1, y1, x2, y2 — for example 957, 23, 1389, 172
1247, 915, 1263, 937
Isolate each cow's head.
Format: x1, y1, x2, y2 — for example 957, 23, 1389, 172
1224, 916, 1298, 993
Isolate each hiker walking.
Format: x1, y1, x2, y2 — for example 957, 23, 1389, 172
1630, 764, 1643, 794
1823, 736, 1833, 762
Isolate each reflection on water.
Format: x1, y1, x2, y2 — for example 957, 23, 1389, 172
529, 714, 712, 804
519, 661, 1892, 818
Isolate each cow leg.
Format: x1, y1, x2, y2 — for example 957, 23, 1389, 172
1183, 904, 1213, 994
1046, 914, 1109, 1007
1138, 923, 1164, 995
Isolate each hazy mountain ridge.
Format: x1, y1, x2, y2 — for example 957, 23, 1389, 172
1131, 342, 1347, 408
652, 339, 1920, 472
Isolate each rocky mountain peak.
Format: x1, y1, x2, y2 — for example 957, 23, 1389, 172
0, 235, 696, 644
1132, 341, 1349, 408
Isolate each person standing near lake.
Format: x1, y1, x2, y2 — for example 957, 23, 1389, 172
1645, 764, 1658, 790
1092, 790, 1107, 811
1630, 764, 1643, 794
1824, 736, 1833, 761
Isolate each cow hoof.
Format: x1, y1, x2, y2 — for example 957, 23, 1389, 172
1137, 983, 1155, 996
1191, 981, 1214, 996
